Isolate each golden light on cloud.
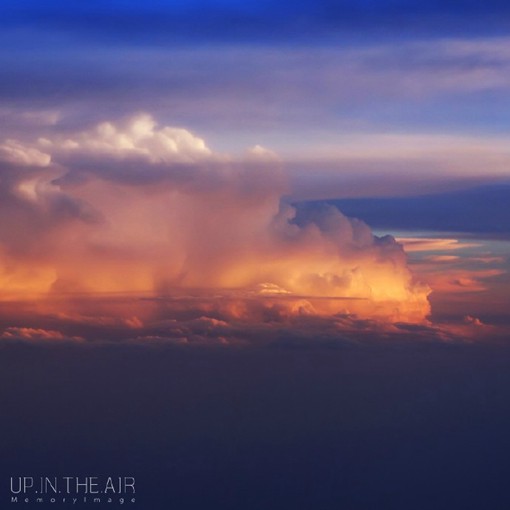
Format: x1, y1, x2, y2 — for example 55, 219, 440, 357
395, 237, 481, 252
0, 114, 431, 324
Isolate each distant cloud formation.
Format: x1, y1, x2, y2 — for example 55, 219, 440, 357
0, 293, 502, 347
0, 113, 429, 325
0, 327, 84, 343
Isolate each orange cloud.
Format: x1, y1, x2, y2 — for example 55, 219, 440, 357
396, 237, 481, 252
0, 114, 430, 324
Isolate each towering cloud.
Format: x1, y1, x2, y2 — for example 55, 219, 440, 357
0, 114, 430, 322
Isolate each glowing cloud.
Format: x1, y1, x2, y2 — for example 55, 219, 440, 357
0, 114, 430, 323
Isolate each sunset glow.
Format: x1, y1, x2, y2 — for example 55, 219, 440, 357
0, 114, 437, 329
3, 3, 510, 509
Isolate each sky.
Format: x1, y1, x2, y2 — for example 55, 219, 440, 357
1, 2, 510, 509
0, 0, 509, 336
3, 2, 510, 203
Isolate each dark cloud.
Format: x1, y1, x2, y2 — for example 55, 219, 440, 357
2, 333, 510, 509
306, 183, 510, 236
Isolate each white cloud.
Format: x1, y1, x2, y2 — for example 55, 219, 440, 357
42, 113, 213, 164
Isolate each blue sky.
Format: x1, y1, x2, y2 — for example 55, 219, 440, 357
4, 0, 510, 40
2, 1, 510, 220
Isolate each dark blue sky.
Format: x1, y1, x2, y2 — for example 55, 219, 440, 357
4, 0, 510, 41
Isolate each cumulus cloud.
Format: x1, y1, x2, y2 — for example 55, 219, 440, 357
39, 113, 213, 164
0, 113, 430, 324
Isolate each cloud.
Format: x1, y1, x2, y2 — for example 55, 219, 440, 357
0, 139, 51, 167
0, 113, 430, 325
0, 327, 84, 343
0, 295, 503, 348
3, 36, 510, 211
4, 37, 510, 139
42, 113, 213, 164
395, 237, 481, 253
398, 234, 508, 297
423, 255, 461, 263
418, 268, 504, 294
